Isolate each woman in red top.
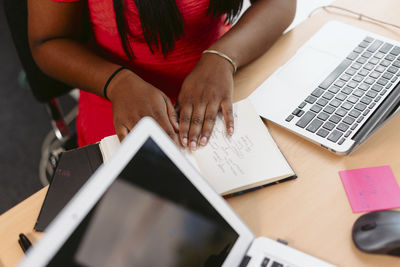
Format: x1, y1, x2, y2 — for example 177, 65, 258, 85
28, 0, 296, 148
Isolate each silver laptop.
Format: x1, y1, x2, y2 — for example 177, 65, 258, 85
250, 21, 400, 155
19, 117, 334, 267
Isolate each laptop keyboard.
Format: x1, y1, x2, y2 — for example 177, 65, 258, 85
240, 255, 286, 267
260, 256, 283, 267
285, 36, 400, 145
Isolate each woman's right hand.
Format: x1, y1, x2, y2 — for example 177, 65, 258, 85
106, 69, 180, 144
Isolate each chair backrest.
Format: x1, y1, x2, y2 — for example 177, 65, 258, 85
3, 0, 73, 102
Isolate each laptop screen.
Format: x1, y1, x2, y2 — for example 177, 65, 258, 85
46, 138, 239, 267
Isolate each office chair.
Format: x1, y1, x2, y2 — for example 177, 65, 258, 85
3, 0, 78, 185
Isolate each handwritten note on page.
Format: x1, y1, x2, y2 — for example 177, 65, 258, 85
99, 99, 294, 196
339, 165, 400, 213
191, 99, 294, 195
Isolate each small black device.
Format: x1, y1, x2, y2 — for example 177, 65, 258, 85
18, 233, 32, 253
352, 210, 400, 257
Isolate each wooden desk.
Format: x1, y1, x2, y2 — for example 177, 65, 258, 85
0, 187, 46, 267
2, 0, 400, 266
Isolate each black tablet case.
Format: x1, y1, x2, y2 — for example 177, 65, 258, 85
34, 144, 103, 232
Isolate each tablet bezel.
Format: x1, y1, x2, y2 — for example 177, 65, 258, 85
19, 117, 255, 267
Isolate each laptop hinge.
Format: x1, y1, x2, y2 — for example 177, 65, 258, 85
352, 81, 400, 145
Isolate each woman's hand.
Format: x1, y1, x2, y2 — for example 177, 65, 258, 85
107, 69, 180, 144
177, 52, 235, 150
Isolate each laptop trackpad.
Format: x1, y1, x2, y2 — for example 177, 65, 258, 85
276, 46, 340, 93
251, 47, 340, 121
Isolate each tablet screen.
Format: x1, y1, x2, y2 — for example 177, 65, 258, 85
46, 138, 239, 267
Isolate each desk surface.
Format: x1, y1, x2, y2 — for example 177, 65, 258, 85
2, 0, 400, 266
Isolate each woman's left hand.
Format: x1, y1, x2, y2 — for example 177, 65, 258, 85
177, 52, 235, 150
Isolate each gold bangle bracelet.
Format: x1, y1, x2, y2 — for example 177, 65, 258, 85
202, 49, 237, 74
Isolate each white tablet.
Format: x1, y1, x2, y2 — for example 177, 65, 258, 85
19, 117, 254, 267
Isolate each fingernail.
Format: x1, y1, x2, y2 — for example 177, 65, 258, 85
200, 136, 208, 146
190, 141, 197, 151
228, 127, 234, 135
182, 137, 188, 147
174, 121, 179, 128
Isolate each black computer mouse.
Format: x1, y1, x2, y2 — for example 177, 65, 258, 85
352, 210, 400, 257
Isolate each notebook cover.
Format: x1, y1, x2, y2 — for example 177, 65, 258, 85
223, 174, 297, 198
34, 143, 103, 232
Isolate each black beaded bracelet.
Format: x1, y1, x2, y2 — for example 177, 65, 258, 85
103, 66, 130, 101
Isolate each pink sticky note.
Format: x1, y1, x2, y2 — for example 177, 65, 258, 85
339, 165, 400, 213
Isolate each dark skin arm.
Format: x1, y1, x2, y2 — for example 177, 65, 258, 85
28, 0, 180, 143
28, 0, 296, 148
178, 0, 296, 150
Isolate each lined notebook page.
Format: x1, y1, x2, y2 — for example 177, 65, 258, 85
191, 99, 294, 195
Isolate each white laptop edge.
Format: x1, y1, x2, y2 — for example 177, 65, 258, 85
250, 20, 400, 155
18, 117, 255, 267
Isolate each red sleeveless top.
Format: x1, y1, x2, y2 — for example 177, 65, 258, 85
52, 0, 230, 146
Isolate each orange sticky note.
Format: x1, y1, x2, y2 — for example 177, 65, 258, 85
339, 165, 400, 213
